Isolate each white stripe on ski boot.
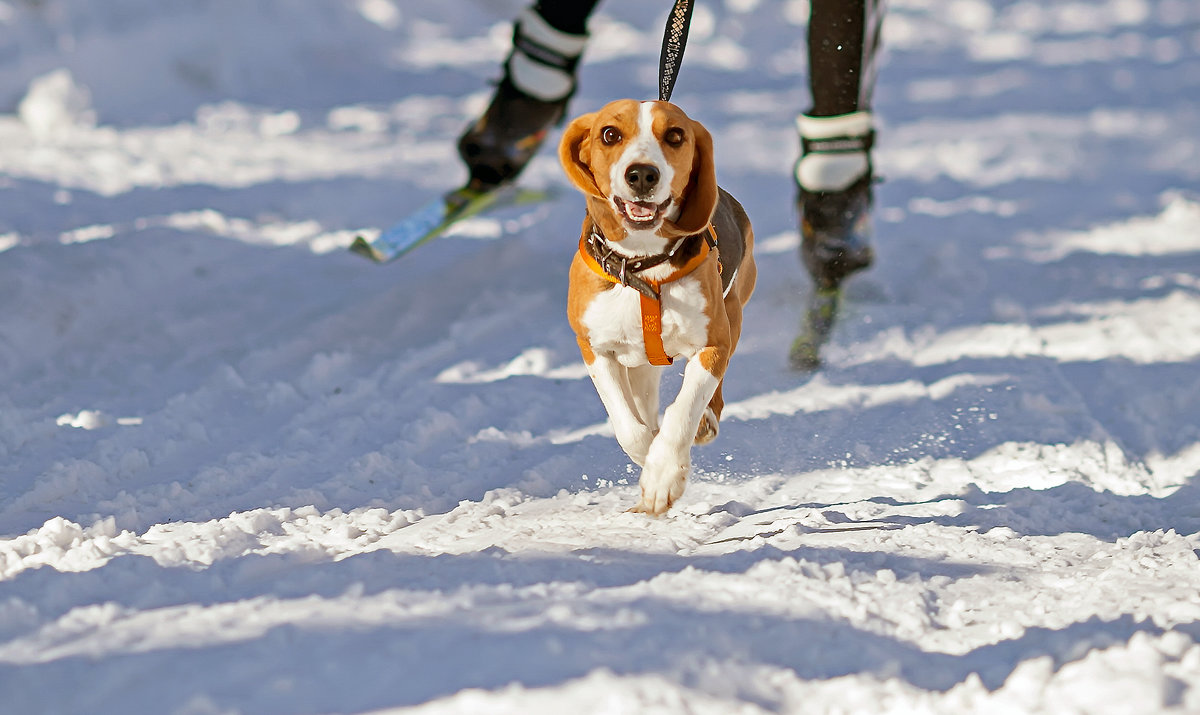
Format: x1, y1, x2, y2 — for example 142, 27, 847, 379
795, 111, 873, 192
509, 8, 587, 102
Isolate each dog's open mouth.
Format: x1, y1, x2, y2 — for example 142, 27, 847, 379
615, 197, 671, 226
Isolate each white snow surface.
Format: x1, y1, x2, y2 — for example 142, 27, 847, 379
2, 0, 1200, 713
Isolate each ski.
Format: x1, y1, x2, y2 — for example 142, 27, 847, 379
349, 183, 557, 263
788, 287, 841, 371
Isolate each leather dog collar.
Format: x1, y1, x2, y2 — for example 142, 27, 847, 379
579, 221, 718, 365
580, 222, 717, 299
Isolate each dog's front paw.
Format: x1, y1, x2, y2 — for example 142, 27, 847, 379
629, 459, 688, 516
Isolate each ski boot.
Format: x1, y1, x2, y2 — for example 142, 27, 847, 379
458, 8, 587, 189
790, 111, 876, 370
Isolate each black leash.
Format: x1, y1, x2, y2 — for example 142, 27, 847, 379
658, 0, 695, 102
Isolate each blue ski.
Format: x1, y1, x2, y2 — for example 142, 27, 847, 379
350, 183, 557, 263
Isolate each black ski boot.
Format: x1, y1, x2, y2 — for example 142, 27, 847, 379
789, 111, 876, 370
457, 9, 586, 188
798, 173, 875, 291
458, 78, 571, 188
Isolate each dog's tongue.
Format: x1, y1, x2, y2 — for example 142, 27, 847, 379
627, 201, 656, 220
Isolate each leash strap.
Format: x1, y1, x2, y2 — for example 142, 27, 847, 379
659, 0, 695, 102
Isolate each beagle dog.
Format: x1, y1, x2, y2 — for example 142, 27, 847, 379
559, 99, 756, 515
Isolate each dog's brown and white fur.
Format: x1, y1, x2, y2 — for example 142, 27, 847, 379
560, 99, 756, 515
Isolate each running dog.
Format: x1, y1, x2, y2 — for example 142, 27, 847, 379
559, 99, 756, 515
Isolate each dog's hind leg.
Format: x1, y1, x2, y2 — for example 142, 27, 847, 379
695, 381, 722, 445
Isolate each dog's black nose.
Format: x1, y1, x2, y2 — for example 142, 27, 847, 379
624, 163, 660, 194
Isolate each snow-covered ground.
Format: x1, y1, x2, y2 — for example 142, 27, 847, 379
2, 0, 1199, 712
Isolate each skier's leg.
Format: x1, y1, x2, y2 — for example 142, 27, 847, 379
808, 0, 883, 118
458, 1, 601, 187
797, 0, 884, 288
532, 0, 597, 35
791, 0, 885, 369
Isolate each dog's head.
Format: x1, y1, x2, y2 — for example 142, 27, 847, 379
559, 99, 718, 241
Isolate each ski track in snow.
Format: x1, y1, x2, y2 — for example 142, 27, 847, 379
1, 1, 1200, 713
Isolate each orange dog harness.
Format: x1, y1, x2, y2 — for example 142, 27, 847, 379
579, 224, 718, 366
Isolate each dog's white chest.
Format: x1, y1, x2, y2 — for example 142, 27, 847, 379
581, 277, 710, 367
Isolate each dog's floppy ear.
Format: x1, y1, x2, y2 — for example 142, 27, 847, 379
671, 119, 719, 235
558, 112, 604, 198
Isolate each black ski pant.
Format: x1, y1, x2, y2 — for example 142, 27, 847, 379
529, 0, 885, 116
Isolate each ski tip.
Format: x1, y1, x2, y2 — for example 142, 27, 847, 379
349, 235, 387, 263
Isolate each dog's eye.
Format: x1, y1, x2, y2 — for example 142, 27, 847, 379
601, 126, 622, 145
664, 127, 685, 147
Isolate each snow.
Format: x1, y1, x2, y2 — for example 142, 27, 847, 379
1, 0, 1199, 712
